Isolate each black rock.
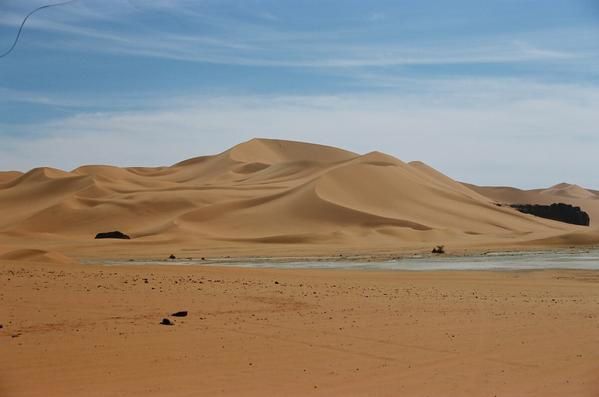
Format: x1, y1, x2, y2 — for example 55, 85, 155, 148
0, 324, 3, 329
172, 311, 188, 317
169, 254, 176, 260
95, 231, 130, 240
510, 203, 590, 226
160, 318, 174, 326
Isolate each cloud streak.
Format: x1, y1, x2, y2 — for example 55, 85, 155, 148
0, 1, 589, 68
2, 78, 598, 188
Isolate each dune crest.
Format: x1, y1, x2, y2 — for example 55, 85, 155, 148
227, 138, 356, 165
540, 183, 596, 199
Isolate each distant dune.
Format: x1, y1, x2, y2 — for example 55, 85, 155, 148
0, 248, 75, 265
466, 182, 599, 226
0, 170, 23, 183
0, 138, 597, 259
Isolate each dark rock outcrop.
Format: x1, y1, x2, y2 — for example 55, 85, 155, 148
510, 203, 590, 226
172, 311, 188, 317
95, 231, 130, 239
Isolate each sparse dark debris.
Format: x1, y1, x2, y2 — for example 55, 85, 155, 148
432, 245, 445, 254
169, 254, 176, 260
160, 318, 174, 326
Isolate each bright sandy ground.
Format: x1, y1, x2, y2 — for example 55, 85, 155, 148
2, 260, 598, 396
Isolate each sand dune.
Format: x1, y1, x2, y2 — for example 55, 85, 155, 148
0, 138, 596, 259
0, 248, 75, 265
541, 183, 597, 199
0, 171, 23, 184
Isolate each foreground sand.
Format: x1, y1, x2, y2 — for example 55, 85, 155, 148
2, 260, 598, 396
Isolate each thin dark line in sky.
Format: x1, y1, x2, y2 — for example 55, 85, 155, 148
0, 0, 78, 58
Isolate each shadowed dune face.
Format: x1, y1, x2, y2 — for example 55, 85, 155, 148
0, 138, 596, 257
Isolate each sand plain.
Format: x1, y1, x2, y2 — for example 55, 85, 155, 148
2, 261, 599, 396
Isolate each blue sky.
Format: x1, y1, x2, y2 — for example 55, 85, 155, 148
1, 0, 598, 188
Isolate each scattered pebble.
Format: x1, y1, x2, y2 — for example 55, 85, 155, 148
160, 318, 174, 326
172, 311, 188, 317
169, 254, 176, 260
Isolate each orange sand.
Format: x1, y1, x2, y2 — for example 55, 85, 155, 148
1, 261, 598, 396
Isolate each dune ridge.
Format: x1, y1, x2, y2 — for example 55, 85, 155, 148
0, 138, 596, 258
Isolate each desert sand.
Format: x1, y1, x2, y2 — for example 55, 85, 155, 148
1, 261, 599, 396
1, 138, 599, 396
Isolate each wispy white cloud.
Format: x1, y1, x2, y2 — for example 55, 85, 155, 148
0, 1, 588, 68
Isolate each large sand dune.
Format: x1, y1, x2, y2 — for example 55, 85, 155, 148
0, 138, 596, 259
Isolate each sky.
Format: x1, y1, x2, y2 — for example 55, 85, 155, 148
1, 0, 598, 188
